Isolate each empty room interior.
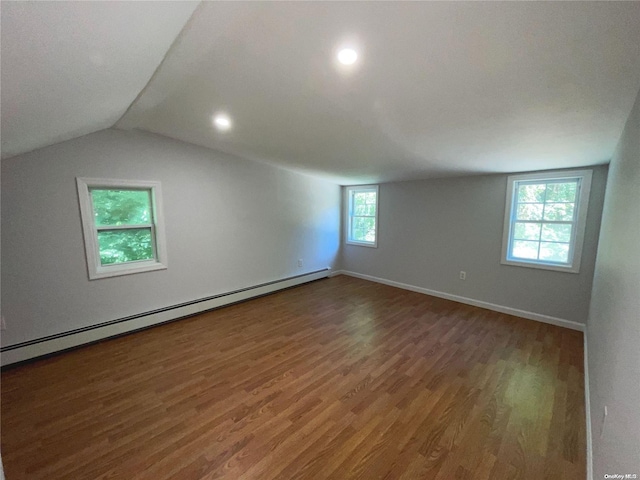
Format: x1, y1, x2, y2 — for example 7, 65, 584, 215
1, 2, 639, 479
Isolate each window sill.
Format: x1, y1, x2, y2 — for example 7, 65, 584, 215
345, 240, 378, 248
89, 261, 168, 280
501, 258, 579, 274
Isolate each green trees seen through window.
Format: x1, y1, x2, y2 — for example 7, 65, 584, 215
90, 189, 155, 265
511, 181, 578, 263
351, 191, 376, 243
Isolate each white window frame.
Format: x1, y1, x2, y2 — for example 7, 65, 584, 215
77, 178, 168, 280
346, 185, 379, 248
501, 169, 592, 273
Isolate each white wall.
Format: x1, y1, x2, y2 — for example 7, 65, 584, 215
342, 166, 608, 325
0, 129, 340, 348
587, 89, 640, 478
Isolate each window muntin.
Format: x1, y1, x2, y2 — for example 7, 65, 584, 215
346, 185, 379, 247
502, 170, 592, 273
77, 178, 168, 279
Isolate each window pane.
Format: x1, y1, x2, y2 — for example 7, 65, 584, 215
517, 203, 543, 221
354, 203, 367, 215
351, 216, 375, 242
541, 223, 572, 242
543, 203, 574, 221
365, 204, 376, 216
352, 217, 365, 231
514, 222, 541, 240
351, 217, 365, 241
517, 183, 546, 203
92, 189, 151, 226
545, 182, 577, 202
354, 192, 368, 206
512, 240, 539, 260
365, 227, 376, 242
365, 192, 376, 204
98, 228, 154, 265
539, 242, 570, 263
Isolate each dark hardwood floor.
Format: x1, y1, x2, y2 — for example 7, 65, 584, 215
1, 275, 586, 479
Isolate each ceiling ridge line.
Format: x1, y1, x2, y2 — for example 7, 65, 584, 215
113, 0, 205, 129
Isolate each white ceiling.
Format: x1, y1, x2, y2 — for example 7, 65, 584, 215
0, 1, 198, 159
3, 2, 640, 185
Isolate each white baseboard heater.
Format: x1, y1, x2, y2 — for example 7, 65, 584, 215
1, 268, 330, 367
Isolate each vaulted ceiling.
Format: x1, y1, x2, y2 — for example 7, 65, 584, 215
3, 1, 640, 184
0, 1, 199, 159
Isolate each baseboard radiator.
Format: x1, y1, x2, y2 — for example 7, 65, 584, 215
1, 269, 330, 367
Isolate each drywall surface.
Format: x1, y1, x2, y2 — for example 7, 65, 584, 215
587, 89, 640, 478
342, 166, 607, 324
1, 129, 340, 347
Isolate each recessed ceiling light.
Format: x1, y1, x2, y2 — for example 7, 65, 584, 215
213, 113, 232, 131
337, 48, 358, 65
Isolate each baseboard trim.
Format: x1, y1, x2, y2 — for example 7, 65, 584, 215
584, 331, 593, 480
337, 270, 585, 332
1, 269, 330, 367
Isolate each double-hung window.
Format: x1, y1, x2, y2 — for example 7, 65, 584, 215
501, 170, 592, 273
346, 185, 379, 247
77, 178, 168, 279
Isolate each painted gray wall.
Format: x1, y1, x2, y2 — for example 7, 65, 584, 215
341, 166, 608, 324
1, 129, 340, 347
587, 89, 640, 478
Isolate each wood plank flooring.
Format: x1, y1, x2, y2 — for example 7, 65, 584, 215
1, 276, 586, 479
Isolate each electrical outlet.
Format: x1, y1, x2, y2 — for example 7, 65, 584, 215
459, 271, 466, 280
0, 315, 6, 331
298, 259, 303, 268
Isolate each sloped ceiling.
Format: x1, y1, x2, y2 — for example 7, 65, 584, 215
3, 2, 640, 185
0, 1, 198, 159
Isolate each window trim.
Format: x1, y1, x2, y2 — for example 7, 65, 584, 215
76, 177, 168, 280
500, 169, 592, 273
345, 185, 379, 248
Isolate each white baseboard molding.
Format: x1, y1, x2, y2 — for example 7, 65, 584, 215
336, 270, 585, 332
584, 331, 593, 480
1, 269, 330, 367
